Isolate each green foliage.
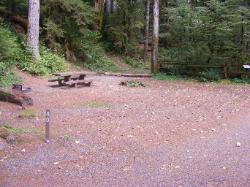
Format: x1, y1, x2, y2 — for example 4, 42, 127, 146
18, 108, 37, 119
160, 0, 250, 72
41, 0, 117, 71
121, 80, 145, 87
81, 100, 110, 108
154, 73, 186, 81
0, 21, 21, 86
0, 124, 41, 136
102, 0, 144, 57
41, 0, 96, 57
78, 30, 118, 72
127, 81, 145, 87
124, 57, 143, 68
199, 69, 222, 82
231, 77, 249, 84
18, 46, 67, 75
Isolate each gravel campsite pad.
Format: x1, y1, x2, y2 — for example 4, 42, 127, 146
0, 72, 250, 186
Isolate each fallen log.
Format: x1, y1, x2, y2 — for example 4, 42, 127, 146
0, 88, 33, 107
100, 72, 152, 78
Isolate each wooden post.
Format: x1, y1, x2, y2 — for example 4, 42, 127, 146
45, 109, 50, 143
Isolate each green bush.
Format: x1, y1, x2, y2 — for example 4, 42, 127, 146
199, 69, 221, 82
18, 46, 67, 75
231, 78, 249, 84
79, 31, 117, 72
0, 21, 21, 86
124, 57, 143, 68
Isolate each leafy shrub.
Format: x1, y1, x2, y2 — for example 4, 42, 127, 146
19, 109, 37, 119
124, 57, 143, 68
79, 31, 117, 72
120, 80, 145, 87
18, 46, 68, 75
231, 78, 249, 84
0, 21, 21, 86
126, 81, 145, 87
199, 69, 221, 82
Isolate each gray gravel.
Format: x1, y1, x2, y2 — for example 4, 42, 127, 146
0, 74, 250, 187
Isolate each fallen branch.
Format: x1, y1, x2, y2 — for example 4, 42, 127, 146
99, 72, 152, 78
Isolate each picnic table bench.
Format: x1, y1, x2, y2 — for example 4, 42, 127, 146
48, 73, 92, 88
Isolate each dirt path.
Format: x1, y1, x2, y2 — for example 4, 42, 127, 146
0, 72, 250, 187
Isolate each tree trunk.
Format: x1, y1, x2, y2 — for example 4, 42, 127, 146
151, 0, 160, 74
144, 0, 151, 64
111, 0, 118, 13
105, 0, 111, 15
27, 0, 40, 61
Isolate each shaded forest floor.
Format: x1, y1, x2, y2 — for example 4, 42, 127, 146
0, 71, 250, 186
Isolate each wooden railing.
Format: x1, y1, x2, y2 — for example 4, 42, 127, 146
160, 62, 250, 78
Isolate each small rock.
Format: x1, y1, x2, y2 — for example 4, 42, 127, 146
75, 140, 80, 144
54, 162, 59, 165
217, 116, 222, 119
6, 134, 17, 145
0, 138, 7, 151
122, 166, 131, 171
0, 157, 7, 162
21, 148, 26, 153
236, 142, 241, 147
161, 164, 167, 170
174, 165, 180, 169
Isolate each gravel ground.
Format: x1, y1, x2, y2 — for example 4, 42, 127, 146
0, 72, 250, 187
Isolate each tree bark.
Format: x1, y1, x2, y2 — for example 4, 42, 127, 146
27, 0, 40, 61
111, 0, 118, 13
144, 0, 151, 64
105, 0, 111, 15
151, 0, 160, 74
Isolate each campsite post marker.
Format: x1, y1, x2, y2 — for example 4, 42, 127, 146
45, 109, 50, 143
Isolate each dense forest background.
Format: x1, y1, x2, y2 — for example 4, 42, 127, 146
0, 0, 250, 86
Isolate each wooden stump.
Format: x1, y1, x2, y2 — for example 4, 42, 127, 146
0, 88, 33, 107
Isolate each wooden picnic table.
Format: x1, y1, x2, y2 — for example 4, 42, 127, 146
49, 73, 91, 88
